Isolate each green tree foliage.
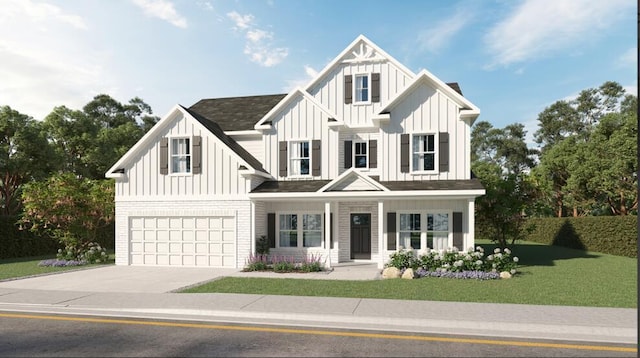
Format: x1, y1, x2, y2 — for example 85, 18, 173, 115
43, 94, 159, 179
532, 81, 636, 216
19, 173, 114, 252
471, 121, 537, 248
0, 106, 56, 215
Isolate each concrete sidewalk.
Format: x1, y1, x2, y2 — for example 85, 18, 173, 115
0, 265, 636, 345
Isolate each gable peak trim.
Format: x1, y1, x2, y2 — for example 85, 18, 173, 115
318, 168, 389, 193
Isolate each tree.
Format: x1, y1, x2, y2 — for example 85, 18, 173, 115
20, 173, 115, 254
471, 121, 537, 248
43, 95, 159, 179
0, 106, 56, 215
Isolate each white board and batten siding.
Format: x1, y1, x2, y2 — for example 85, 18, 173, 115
115, 112, 253, 200
381, 84, 470, 182
307, 50, 413, 128
262, 94, 339, 180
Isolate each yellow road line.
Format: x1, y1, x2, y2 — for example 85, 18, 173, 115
0, 312, 636, 353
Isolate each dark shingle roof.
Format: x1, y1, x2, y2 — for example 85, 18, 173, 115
251, 179, 483, 193
446, 82, 463, 96
189, 94, 287, 132
182, 106, 267, 173
251, 180, 332, 193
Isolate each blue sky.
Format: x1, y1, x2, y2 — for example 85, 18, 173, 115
1, 0, 636, 144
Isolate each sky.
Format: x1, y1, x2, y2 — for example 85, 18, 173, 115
1, 0, 636, 144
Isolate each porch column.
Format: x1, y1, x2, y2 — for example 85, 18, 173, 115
325, 201, 332, 269
467, 198, 475, 251
250, 201, 256, 255
377, 200, 385, 269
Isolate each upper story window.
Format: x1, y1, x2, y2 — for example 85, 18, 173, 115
354, 74, 369, 103
412, 134, 436, 172
171, 138, 191, 173
290, 141, 310, 176
354, 142, 368, 168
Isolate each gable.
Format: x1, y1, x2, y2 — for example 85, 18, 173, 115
319, 168, 388, 192
106, 106, 267, 179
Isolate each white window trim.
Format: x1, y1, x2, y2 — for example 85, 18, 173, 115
410, 133, 438, 174
396, 210, 452, 252
169, 136, 193, 176
276, 211, 324, 249
353, 140, 369, 170
288, 139, 312, 178
353, 73, 371, 105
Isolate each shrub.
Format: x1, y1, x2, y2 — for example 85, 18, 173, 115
524, 216, 637, 257
57, 242, 108, 264
271, 255, 296, 273
299, 253, 324, 272
255, 235, 270, 255
387, 246, 519, 279
244, 254, 270, 272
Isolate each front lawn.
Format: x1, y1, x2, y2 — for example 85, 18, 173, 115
181, 241, 637, 308
0, 254, 114, 281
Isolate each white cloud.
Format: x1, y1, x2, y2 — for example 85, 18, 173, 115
131, 0, 187, 28
227, 11, 254, 30
227, 11, 288, 67
283, 65, 319, 91
484, 0, 634, 68
418, 8, 471, 54
2, 0, 87, 29
0, 0, 113, 119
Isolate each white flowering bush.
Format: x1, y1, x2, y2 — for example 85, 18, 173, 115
386, 245, 519, 279
56, 242, 108, 264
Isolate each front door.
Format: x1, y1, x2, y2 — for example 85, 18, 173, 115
350, 213, 371, 259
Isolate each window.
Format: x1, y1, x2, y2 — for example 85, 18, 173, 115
278, 213, 323, 248
427, 213, 449, 250
395, 212, 451, 251
355, 74, 369, 102
399, 214, 421, 250
412, 134, 436, 171
303, 214, 322, 247
279, 214, 297, 247
354, 142, 367, 168
290, 141, 310, 176
171, 138, 191, 173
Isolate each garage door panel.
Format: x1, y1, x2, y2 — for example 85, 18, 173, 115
130, 215, 236, 268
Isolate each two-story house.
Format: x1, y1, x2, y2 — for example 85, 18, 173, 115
105, 35, 484, 269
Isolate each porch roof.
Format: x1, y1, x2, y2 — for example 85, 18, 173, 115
250, 178, 484, 193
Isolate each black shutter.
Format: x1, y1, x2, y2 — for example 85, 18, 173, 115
439, 132, 449, 172
400, 134, 410, 173
278, 141, 287, 177
267, 213, 276, 248
312, 140, 321, 176
453, 212, 463, 250
371, 73, 380, 103
344, 75, 353, 104
387, 212, 396, 250
344, 140, 352, 169
369, 140, 377, 169
192, 136, 202, 174
159, 137, 168, 175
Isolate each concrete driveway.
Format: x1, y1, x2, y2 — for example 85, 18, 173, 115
0, 265, 238, 293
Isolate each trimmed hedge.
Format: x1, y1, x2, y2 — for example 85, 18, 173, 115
523, 216, 637, 258
0, 216, 58, 259
0, 216, 115, 259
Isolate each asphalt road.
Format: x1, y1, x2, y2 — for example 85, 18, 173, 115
0, 312, 635, 357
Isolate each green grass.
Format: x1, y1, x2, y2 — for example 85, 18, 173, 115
0, 254, 115, 281
181, 241, 638, 308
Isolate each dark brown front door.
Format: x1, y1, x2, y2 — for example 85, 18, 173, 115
350, 213, 371, 259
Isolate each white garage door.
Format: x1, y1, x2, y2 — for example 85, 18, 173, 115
129, 216, 236, 267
